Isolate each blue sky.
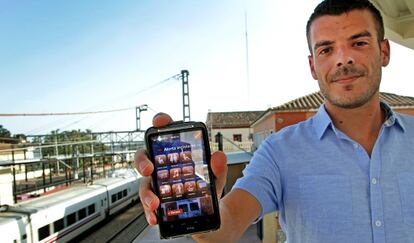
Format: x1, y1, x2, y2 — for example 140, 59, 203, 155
1, 0, 414, 135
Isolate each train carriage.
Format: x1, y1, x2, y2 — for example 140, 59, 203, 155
0, 211, 31, 243
0, 168, 141, 243
97, 169, 140, 216
25, 185, 107, 243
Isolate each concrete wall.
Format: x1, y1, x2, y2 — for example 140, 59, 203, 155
395, 108, 414, 116
251, 113, 276, 149
0, 167, 13, 205
211, 127, 252, 143
274, 111, 316, 131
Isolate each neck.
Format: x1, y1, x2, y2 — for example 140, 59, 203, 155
324, 96, 385, 156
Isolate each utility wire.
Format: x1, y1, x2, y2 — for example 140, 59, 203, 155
0, 107, 134, 117
18, 73, 181, 134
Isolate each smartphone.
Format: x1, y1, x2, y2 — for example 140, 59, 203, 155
145, 121, 221, 239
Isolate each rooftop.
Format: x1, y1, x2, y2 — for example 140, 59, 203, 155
271, 91, 414, 112
205, 111, 264, 129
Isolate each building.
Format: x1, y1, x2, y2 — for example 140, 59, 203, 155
251, 91, 414, 147
0, 143, 34, 162
205, 111, 264, 152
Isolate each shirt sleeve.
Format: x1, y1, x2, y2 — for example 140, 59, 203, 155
232, 137, 282, 221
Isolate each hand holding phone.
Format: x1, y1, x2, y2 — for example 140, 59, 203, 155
138, 115, 225, 239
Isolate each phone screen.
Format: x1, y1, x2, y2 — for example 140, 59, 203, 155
148, 129, 216, 222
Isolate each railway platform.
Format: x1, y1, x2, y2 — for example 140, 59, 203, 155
134, 224, 261, 243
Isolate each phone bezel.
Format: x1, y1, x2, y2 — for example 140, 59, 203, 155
145, 121, 221, 239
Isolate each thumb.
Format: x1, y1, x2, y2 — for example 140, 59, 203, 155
210, 151, 228, 198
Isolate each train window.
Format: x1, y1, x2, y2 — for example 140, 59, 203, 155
66, 212, 76, 226
117, 191, 122, 200
88, 204, 95, 215
123, 189, 127, 197
53, 218, 64, 232
38, 225, 50, 241
112, 194, 117, 203
78, 208, 87, 220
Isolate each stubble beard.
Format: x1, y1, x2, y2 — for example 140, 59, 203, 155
320, 83, 379, 109
319, 65, 381, 109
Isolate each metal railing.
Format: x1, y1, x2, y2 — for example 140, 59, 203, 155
210, 141, 253, 153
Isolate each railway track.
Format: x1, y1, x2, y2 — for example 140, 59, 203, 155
106, 204, 148, 243
74, 202, 148, 243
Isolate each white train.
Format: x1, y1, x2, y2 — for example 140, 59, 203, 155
0, 168, 141, 243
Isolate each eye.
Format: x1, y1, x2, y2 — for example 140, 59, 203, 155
318, 47, 331, 55
354, 41, 368, 47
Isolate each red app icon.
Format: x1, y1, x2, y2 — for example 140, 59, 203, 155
184, 181, 196, 193
200, 195, 214, 215
168, 153, 179, 164
170, 168, 181, 180
172, 183, 184, 196
182, 166, 194, 178
180, 151, 192, 162
157, 170, 169, 180
155, 154, 167, 166
159, 185, 172, 197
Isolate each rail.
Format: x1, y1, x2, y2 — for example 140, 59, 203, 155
77, 202, 148, 243
106, 204, 147, 243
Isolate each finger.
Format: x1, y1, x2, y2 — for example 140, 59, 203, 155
144, 211, 158, 226
135, 149, 154, 176
139, 177, 160, 224
210, 151, 228, 197
152, 112, 173, 128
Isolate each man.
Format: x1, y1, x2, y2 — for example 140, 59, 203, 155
136, 0, 414, 242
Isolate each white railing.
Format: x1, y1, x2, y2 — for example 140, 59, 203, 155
210, 141, 253, 152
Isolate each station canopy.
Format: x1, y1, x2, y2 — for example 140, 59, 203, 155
371, 0, 414, 50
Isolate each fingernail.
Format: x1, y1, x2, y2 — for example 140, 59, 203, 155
145, 197, 153, 207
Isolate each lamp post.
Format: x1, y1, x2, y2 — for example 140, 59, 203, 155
136, 104, 148, 131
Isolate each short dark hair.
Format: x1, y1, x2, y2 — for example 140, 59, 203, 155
306, 0, 384, 54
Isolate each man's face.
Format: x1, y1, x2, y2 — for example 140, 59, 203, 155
308, 9, 390, 109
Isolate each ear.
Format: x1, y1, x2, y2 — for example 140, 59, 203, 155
308, 55, 318, 80
380, 39, 390, 67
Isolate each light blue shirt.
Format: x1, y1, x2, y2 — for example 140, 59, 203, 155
234, 102, 414, 243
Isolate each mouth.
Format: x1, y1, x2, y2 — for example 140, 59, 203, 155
332, 75, 363, 84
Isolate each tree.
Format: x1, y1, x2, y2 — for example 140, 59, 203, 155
0, 125, 12, 143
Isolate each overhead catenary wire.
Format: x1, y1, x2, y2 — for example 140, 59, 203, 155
7, 72, 181, 135
0, 107, 134, 117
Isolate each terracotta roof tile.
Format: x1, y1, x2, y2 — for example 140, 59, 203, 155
271, 91, 414, 111
205, 111, 264, 128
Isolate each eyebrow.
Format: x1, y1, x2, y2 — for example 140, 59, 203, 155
349, 30, 372, 40
313, 40, 334, 53
313, 31, 373, 53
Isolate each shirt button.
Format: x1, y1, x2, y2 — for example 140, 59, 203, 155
375, 220, 382, 227
371, 178, 378, 184
353, 143, 358, 149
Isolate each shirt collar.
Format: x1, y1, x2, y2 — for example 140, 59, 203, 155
312, 101, 406, 140
312, 104, 333, 140
381, 101, 406, 132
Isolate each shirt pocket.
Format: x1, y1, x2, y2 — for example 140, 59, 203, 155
398, 172, 414, 226
299, 175, 353, 233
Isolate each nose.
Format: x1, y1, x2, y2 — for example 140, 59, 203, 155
336, 47, 354, 67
